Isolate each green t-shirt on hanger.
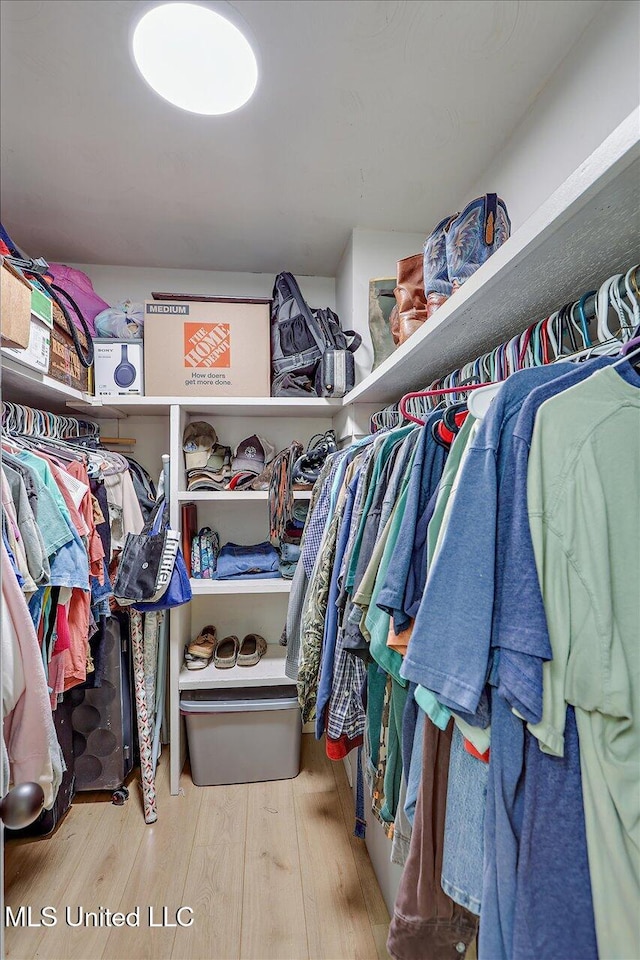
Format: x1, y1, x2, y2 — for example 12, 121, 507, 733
526, 364, 640, 960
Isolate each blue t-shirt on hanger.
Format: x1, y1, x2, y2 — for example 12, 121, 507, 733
401, 364, 577, 960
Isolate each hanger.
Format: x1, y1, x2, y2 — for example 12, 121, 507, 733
611, 332, 640, 370
624, 266, 640, 330
396, 266, 639, 429
557, 303, 579, 354
596, 275, 623, 343
399, 382, 497, 426
1, 401, 99, 441
576, 293, 595, 348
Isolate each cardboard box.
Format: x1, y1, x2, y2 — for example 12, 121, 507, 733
94, 339, 144, 396
48, 302, 91, 393
2, 301, 52, 374
1, 260, 32, 349
27, 278, 54, 326
143, 298, 270, 397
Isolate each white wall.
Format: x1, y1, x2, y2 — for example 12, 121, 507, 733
335, 232, 354, 357
336, 227, 427, 382
465, 0, 640, 232
335, 2, 639, 389
73, 2, 639, 396
69, 263, 335, 313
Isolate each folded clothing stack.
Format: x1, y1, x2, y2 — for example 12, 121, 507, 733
183, 422, 276, 492
276, 502, 309, 578
278, 541, 301, 579
214, 541, 280, 581
283, 501, 309, 547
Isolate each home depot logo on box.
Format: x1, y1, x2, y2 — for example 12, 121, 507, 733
183, 322, 231, 368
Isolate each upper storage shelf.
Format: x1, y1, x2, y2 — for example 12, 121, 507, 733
343, 109, 640, 406
66, 395, 342, 419
1, 356, 91, 414
3, 110, 638, 418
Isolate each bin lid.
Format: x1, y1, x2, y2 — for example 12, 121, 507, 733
180, 684, 300, 715
181, 684, 296, 703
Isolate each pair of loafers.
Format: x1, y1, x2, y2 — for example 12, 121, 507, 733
184, 625, 267, 670
213, 633, 267, 669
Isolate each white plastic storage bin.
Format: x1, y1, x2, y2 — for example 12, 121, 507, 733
180, 684, 302, 786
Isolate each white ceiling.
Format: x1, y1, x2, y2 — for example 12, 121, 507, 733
0, 0, 604, 276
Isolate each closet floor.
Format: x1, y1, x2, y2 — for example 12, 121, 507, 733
4, 735, 392, 960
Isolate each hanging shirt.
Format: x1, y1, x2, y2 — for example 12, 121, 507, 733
375, 412, 447, 633
525, 363, 640, 960
488, 359, 615, 960
301, 450, 349, 577
343, 432, 415, 657
400, 365, 569, 960
401, 365, 563, 714
494, 356, 615, 723
3, 465, 50, 586
316, 458, 360, 738
3, 452, 73, 558
344, 426, 415, 594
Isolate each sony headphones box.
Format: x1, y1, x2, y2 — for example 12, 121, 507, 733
93, 338, 144, 396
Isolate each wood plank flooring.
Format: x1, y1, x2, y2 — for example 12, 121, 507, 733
4, 736, 391, 960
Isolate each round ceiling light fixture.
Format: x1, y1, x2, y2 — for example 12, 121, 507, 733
131, 2, 258, 115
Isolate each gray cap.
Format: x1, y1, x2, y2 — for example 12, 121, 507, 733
231, 435, 275, 476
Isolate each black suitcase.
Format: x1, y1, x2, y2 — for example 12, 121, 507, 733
6, 692, 76, 838
69, 613, 135, 800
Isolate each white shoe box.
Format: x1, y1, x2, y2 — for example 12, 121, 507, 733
93, 338, 144, 396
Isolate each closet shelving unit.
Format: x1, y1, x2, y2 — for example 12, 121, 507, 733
166, 401, 337, 792
2, 109, 638, 800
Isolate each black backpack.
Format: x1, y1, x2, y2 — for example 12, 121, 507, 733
270, 272, 362, 397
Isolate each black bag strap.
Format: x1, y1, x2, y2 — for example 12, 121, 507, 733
141, 497, 168, 536
273, 271, 362, 356
342, 330, 362, 353
4, 254, 95, 367
44, 278, 95, 367
274, 272, 329, 356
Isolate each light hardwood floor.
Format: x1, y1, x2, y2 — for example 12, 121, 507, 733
4, 736, 391, 960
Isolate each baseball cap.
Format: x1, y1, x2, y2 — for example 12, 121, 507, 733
227, 471, 256, 490
186, 447, 232, 491
183, 421, 218, 470
232, 435, 275, 476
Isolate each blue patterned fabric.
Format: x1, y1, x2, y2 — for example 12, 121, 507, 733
446, 194, 510, 287
301, 451, 348, 578
423, 213, 456, 297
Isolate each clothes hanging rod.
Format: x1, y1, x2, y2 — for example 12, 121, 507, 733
371, 264, 639, 426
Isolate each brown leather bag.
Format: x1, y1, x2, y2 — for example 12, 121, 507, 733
394, 254, 449, 345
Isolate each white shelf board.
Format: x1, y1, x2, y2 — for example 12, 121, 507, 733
344, 109, 640, 406
67, 395, 342, 419
190, 578, 292, 595
1, 356, 93, 415
177, 489, 311, 501
66, 395, 173, 419
179, 644, 290, 691
179, 396, 341, 416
